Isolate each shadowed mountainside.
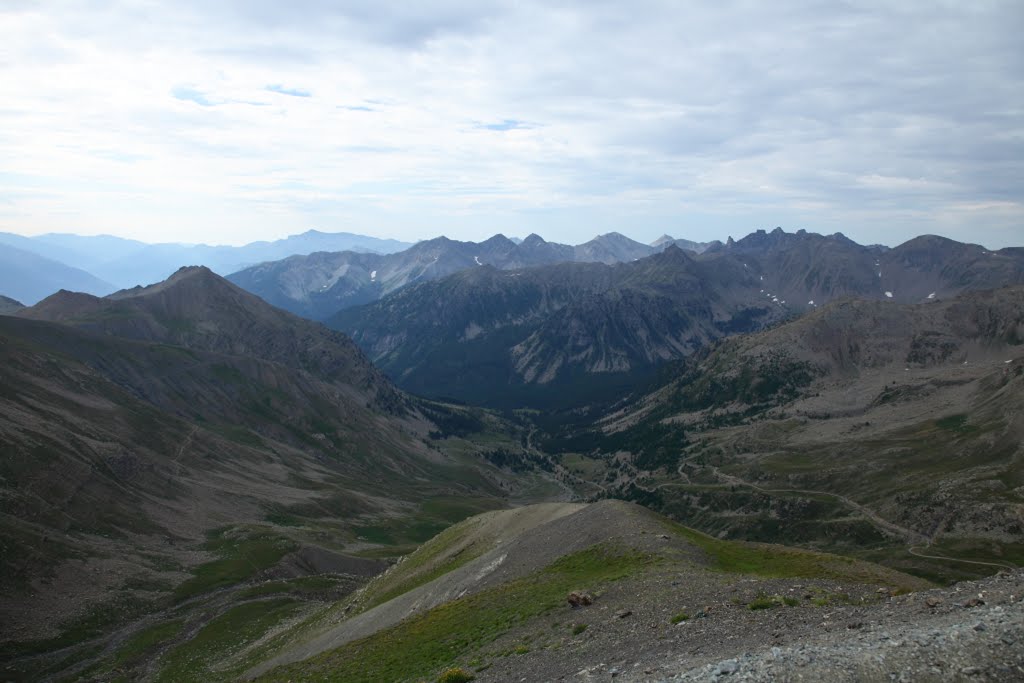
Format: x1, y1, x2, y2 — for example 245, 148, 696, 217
548, 286, 1024, 582
328, 246, 787, 407
0, 267, 549, 681
326, 231, 1024, 409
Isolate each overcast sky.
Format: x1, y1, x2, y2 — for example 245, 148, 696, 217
1, 1, 1021, 248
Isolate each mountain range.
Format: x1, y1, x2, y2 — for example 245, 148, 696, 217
227, 232, 715, 321
0, 229, 413, 302
1, 227, 1022, 682
327, 230, 1024, 407
0, 243, 117, 304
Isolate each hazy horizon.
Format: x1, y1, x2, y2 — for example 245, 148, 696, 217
3, 225, 1014, 252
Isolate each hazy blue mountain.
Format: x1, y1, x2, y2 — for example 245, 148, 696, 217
651, 234, 715, 253
0, 244, 116, 304
28, 232, 150, 270
0, 229, 413, 290
229, 232, 674, 321
573, 232, 658, 263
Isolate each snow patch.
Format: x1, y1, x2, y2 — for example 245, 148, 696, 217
808, 300, 814, 305
885, 291, 893, 298
927, 292, 936, 299
474, 255, 482, 266
370, 270, 377, 280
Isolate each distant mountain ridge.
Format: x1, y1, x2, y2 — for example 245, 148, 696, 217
0, 228, 413, 293
328, 245, 788, 406
228, 231, 710, 320
327, 230, 1024, 407
0, 243, 117, 304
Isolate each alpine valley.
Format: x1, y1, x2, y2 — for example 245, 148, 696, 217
1, 228, 1023, 683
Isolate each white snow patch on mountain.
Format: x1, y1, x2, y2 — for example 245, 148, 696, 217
885, 291, 893, 298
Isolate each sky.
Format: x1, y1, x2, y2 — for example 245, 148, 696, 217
1, 1, 1022, 248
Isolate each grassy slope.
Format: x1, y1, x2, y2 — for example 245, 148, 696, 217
253, 506, 925, 683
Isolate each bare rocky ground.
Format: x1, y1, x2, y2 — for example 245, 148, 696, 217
473, 569, 1024, 683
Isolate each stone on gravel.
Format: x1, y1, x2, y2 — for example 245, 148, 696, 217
568, 590, 594, 608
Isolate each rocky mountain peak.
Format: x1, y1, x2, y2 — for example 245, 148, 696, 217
521, 233, 548, 248
480, 233, 514, 247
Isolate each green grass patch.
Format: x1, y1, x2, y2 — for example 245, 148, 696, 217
420, 496, 505, 523
172, 527, 297, 602
670, 612, 690, 623
156, 599, 302, 682
745, 593, 798, 610
571, 623, 588, 635
354, 518, 449, 546
238, 576, 349, 599
658, 516, 927, 592
437, 667, 475, 683
935, 414, 980, 435
810, 591, 854, 607
111, 619, 184, 669
259, 544, 652, 683
747, 595, 779, 610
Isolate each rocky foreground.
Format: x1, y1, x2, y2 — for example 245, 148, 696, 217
569, 570, 1024, 683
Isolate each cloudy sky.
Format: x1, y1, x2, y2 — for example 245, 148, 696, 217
1, 1, 1021, 247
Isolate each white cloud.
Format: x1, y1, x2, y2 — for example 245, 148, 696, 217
0, 0, 1021, 247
